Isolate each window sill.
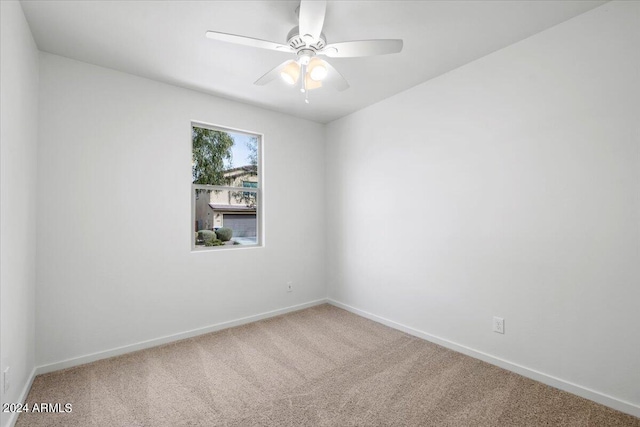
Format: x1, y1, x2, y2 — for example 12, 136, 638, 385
191, 244, 263, 253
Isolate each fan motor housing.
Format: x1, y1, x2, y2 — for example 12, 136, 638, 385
286, 26, 326, 52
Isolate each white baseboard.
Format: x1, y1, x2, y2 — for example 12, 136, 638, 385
327, 298, 640, 419
36, 299, 327, 375
6, 367, 36, 427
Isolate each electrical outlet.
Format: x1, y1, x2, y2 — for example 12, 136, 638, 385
3, 367, 10, 393
493, 317, 505, 334
286, 281, 293, 293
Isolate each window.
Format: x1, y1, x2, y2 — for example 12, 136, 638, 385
192, 123, 261, 249
242, 180, 258, 201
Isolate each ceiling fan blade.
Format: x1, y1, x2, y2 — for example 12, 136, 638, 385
298, 0, 326, 42
206, 31, 292, 52
321, 39, 403, 58
323, 61, 349, 92
254, 60, 295, 86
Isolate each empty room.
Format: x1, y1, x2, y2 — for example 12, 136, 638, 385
1, 0, 639, 426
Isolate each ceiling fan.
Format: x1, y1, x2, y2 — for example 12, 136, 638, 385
205, 0, 403, 103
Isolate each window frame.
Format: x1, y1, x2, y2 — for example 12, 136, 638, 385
190, 121, 263, 251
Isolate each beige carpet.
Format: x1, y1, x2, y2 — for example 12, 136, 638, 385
17, 304, 639, 426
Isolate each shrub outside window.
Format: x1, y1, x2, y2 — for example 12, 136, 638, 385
191, 123, 261, 250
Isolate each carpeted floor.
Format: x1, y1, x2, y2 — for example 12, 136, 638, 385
16, 304, 640, 426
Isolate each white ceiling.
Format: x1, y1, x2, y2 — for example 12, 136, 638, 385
21, 0, 606, 123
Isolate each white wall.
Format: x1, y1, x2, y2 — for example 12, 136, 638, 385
36, 53, 326, 367
0, 1, 39, 426
6, 0, 638, 419
326, 0, 639, 412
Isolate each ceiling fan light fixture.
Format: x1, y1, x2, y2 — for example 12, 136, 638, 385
305, 72, 322, 90
206, 0, 403, 99
308, 58, 328, 81
280, 61, 300, 85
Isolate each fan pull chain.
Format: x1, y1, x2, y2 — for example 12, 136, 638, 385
301, 63, 310, 103
300, 63, 307, 93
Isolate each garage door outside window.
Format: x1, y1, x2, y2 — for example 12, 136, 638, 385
223, 214, 257, 239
